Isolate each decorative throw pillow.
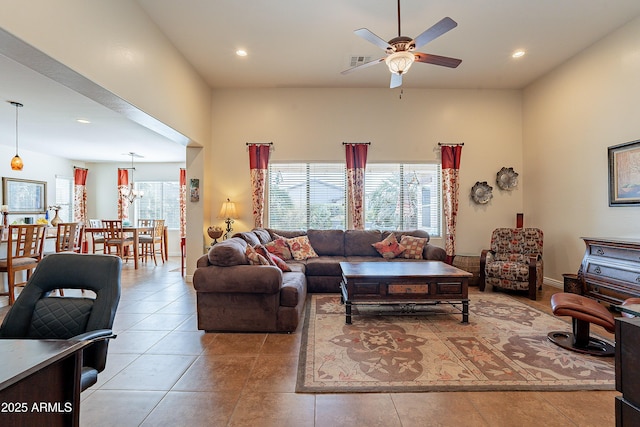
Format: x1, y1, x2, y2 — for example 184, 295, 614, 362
245, 245, 270, 265
399, 235, 427, 259
269, 253, 292, 272
264, 237, 293, 260
286, 235, 319, 260
372, 233, 406, 259
253, 244, 276, 267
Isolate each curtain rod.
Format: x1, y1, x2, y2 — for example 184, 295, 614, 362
246, 142, 273, 146
73, 166, 88, 170
438, 142, 464, 146
342, 142, 371, 145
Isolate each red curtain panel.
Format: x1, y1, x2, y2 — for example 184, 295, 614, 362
117, 168, 129, 220
248, 144, 271, 228
179, 168, 186, 238
345, 143, 368, 230
441, 145, 463, 264
73, 167, 88, 223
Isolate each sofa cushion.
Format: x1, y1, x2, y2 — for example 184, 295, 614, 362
208, 238, 249, 266
287, 235, 319, 260
268, 229, 306, 239
264, 237, 293, 260
305, 256, 347, 276
252, 228, 272, 244
372, 233, 406, 259
233, 231, 261, 246
307, 229, 344, 256
280, 272, 306, 307
345, 230, 383, 257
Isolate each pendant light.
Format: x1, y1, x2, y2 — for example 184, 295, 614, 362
8, 101, 24, 171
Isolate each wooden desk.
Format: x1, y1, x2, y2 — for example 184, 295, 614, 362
85, 226, 168, 269
0, 339, 88, 427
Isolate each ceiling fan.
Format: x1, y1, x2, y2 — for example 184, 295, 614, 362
342, 0, 462, 88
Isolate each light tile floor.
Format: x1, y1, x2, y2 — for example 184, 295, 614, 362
0, 258, 618, 426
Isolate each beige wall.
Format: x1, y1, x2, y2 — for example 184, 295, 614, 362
523, 16, 640, 284
211, 88, 523, 254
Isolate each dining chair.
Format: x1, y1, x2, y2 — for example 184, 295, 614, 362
139, 219, 165, 265
88, 219, 105, 254
0, 224, 47, 305
55, 222, 83, 253
102, 219, 134, 263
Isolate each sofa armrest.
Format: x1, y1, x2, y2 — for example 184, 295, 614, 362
193, 264, 282, 294
423, 244, 446, 261
196, 254, 210, 268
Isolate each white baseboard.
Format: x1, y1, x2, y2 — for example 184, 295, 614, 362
544, 277, 563, 289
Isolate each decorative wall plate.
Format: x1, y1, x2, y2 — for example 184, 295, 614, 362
471, 181, 493, 204
496, 167, 518, 190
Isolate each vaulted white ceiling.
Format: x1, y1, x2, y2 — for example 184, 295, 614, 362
1, 0, 640, 163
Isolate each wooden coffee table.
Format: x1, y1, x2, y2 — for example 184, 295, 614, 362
339, 261, 472, 324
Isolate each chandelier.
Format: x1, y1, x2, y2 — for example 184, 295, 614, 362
120, 152, 144, 203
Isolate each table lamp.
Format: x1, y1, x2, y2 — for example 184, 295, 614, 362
218, 198, 238, 240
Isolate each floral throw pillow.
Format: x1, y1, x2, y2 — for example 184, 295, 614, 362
372, 233, 406, 259
269, 253, 292, 272
264, 237, 292, 260
245, 245, 270, 265
286, 235, 319, 260
399, 235, 427, 259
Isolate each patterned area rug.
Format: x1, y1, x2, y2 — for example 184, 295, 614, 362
296, 294, 615, 393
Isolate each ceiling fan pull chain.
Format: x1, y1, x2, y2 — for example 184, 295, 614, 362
400, 88, 403, 99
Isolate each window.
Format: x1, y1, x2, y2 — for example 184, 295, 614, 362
268, 163, 346, 230
364, 163, 441, 237
134, 181, 180, 229
55, 176, 73, 222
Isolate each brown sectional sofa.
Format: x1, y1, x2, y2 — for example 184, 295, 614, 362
193, 228, 446, 333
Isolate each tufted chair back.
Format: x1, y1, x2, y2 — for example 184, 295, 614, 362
0, 253, 122, 390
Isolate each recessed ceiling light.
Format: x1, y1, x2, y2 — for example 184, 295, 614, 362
236, 50, 247, 57
512, 50, 526, 59
76, 119, 91, 124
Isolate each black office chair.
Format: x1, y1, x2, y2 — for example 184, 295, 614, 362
0, 253, 122, 391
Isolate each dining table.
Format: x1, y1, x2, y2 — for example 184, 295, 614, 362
84, 225, 168, 269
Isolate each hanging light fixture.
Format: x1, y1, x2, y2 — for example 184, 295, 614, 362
8, 101, 24, 171
385, 51, 415, 75
120, 152, 144, 203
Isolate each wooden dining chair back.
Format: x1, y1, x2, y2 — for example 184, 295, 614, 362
102, 220, 134, 262
56, 222, 83, 253
88, 219, 105, 253
139, 219, 165, 265
0, 224, 46, 304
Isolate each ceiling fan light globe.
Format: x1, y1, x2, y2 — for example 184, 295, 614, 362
385, 51, 415, 75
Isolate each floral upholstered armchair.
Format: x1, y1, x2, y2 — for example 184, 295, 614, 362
479, 228, 543, 300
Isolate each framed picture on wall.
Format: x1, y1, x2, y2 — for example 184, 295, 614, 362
190, 178, 200, 202
609, 139, 640, 206
2, 177, 47, 214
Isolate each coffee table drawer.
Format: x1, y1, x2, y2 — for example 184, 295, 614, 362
436, 281, 464, 294
352, 281, 381, 295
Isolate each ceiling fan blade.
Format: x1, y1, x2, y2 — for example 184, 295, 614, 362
390, 73, 402, 88
410, 17, 457, 50
341, 57, 385, 75
414, 52, 462, 68
354, 28, 393, 51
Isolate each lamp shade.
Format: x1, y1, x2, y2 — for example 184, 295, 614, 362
218, 198, 238, 219
385, 51, 415, 75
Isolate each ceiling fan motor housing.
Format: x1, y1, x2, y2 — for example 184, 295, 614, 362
386, 36, 414, 53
